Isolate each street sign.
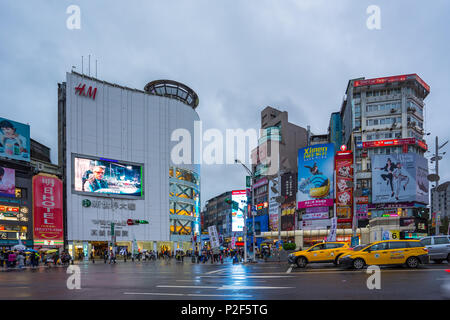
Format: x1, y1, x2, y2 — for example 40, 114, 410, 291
246, 176, 251, 188
110, 223, 115, 236
127, 219, 134, 226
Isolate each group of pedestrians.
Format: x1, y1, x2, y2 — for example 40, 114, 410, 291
0, 249, 72, 270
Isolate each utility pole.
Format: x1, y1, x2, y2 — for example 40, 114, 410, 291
430, 135, 448, 235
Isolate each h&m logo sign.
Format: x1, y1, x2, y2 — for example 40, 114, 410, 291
75, 83, 97, 100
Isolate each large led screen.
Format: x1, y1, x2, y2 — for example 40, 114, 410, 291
232, 190, 247, 232
73, 155, 143, 198
297, 143, 335, 208
0, 166, 15, 198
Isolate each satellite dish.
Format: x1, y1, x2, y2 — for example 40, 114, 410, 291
427, 174, 440, 182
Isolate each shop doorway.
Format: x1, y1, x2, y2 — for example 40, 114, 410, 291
91, 241, 108, 258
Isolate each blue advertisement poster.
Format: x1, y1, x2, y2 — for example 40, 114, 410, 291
0, 118, 30, 162
297, 143, 335, 208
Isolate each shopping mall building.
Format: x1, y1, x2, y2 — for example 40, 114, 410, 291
58, 72, 201, 258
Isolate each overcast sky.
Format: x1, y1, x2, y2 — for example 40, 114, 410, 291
1, 0, 449, 208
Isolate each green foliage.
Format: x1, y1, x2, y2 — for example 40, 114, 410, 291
283, 243, 296, 250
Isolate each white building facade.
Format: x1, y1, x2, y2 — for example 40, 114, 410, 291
58, 72, 200, 258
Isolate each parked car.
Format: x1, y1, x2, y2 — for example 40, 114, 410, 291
288, 242, 350, 268
419, 236, 450, 264
338, 240, 428, 269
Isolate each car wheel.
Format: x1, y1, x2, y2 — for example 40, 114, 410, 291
406, 256, 419, 268
353, 258, 365, 270
433, 259, 443, 264
296, 256, 307, 268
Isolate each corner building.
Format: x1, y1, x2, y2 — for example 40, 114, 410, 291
58, 72, 200, 258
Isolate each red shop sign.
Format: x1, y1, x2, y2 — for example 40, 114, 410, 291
32, 174, 64, 242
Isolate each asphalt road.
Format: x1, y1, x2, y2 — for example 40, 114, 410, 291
0, 258, 449, 300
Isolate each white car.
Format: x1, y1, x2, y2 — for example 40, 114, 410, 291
419, 236, 450, 264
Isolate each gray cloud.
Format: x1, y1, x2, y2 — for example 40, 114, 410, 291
0, 0, 449, 207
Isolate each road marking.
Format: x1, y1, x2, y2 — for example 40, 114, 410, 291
206, 269, 227, 274
187, 293, 252, 298
199, 275, 294, 279
286, 265, 293, 274
124, 292, 252, 298
218, 285, 294, 290
124, 292, 184, 296
157, 285, 219, 289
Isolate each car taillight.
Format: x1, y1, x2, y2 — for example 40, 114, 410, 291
446, 270, 450, 273
423, 248, 428, 252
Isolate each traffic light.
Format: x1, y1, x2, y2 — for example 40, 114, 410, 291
224, 198, 239, 210
127, 219, 149, 225
135, 220, 149, 224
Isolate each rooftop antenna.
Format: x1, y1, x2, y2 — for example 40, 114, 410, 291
88, 54, 91, 76
81, 56, 84, 75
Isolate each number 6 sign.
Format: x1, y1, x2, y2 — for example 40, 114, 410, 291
391, 230, 400, 240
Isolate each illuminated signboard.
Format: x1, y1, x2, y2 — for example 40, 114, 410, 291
231, 190, 247, 232
363, 138, 427, 151
353, 74, 430, 92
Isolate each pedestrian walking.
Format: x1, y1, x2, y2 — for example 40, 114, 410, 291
104, 249, 108, 264
90, 251, 95, 264
8, 251, 17, 268
0, 250, 5, 268
17, 252, 25, 269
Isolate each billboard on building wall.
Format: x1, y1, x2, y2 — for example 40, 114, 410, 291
231, 190, 246, 232
73, 154, 144, 199
33, 174, 64, 246
0, 166, 15, 198
0, 117, 30, 162
372, 153, 428, 204
297, 143, 335, 209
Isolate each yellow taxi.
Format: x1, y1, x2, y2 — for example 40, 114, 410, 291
338, 240, 429, 269
288, 242, 350, 268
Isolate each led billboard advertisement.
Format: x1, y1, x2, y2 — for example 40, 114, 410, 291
297, 143, 335, 209
33, 174, 64, 245
0, 117, 30, 162
73, 154, 143, 198
0, 166, 15, 198
372, 153, 428, 204
231, 190, 247, 232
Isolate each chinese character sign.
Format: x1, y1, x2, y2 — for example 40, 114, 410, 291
33, 174, 63, 242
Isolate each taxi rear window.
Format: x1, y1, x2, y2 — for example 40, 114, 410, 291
406, 241, 423, 248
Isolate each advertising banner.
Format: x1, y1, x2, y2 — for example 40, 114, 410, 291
327, 217, 337, 242
297, 143, 335, 209
268, 179, 280, 231
208, 225, 220, 248
301, 219, 332, 230
231, 190, 246, 232
0, 117, 30, 162
33, 174, 64, 245
302, 212, 329, 220
372, 153, 428, 204
281, 172, 297, 203
0, 166, 15, 198
73, 155, 143, 198
335, 151, 353, 207
356, 204, 369, 219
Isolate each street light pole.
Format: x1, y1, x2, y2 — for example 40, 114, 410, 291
235, 159, 256, 263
